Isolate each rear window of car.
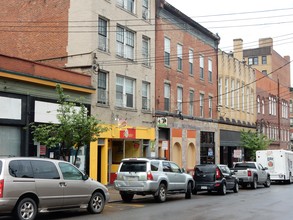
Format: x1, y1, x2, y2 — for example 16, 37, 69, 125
120, 161, 147, 172
234, 163, 256, 169
195, 165, 216, 173
151, 161, 160, 171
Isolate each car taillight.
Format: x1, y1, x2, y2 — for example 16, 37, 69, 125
248, 170, 252, 177
216, 168, 221, 180
0, 179, 4, 198
147, 171, 153, 180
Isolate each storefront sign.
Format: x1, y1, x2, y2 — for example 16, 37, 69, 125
120, 128, 136, 139
233, 149, 242, 158
157, 117, 167, 127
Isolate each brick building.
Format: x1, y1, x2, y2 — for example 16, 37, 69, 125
155, 0, 220, 170
234, 38, 291, 150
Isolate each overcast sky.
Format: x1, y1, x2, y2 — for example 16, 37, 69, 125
167, 0, 293, 85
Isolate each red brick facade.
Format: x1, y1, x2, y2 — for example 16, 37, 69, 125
0, 0, 69, 67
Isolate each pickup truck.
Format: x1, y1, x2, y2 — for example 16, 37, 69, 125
232, 162, 271, 189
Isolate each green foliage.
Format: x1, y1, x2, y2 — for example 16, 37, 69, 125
31, 84, 108, 163
240, 130, 272, 160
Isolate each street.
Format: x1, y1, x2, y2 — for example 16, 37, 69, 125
1, 183, 292, 220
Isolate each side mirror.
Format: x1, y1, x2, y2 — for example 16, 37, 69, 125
181, 168, 186, 173
82, 174, 89, 181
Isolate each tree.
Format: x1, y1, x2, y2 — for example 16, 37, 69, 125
240, 130, 272, 161
31, 84, 109, 165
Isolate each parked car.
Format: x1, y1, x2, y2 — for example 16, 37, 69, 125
114, 158, 194, 203
0, 157, 110, 220
232, 162, 271, 189
192, 164, 239, 195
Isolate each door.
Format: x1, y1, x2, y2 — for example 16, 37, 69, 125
220, 165, 234, 189
170, 162, 186, 190
58, 162, 91, 206
30, 160, 64, 208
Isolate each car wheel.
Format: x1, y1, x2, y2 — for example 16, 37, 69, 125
264, 176, 271, 188
14, 197, 37, 220
154, 183, 167, 203
219, 183, 226, 195
251, 176, 258, 189
233, 181, 239, 193
192, 188, 197, 195
185, 182, 192, 199
87, 192, 105, 214
120, 192, 134, 203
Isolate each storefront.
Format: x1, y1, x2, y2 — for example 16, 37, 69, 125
89, 125, 155, 185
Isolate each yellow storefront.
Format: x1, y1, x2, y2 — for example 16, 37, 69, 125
89, 124, 155, 185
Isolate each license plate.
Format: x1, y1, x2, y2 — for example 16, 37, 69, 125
126, 176, 138, 181
201, 186, 208, 190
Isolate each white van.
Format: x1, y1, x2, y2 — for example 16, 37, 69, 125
256, 150, 293, 183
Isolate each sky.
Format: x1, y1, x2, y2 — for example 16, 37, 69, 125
167, 0, 293, 85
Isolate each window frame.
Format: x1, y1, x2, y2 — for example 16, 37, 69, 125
199, 55, 204, 79
116, 25, 135, 60
164, 37, 171, 66
116, 75, 135, 108
177, 44, 183, 71
142, 81, 150, 110
164, 83, 170, 111
98, 17, 108, 52
97, 70, 109, 105
177, 86, 183, 112
142, 35, 150, 66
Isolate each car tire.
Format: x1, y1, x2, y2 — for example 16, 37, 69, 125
154, 183, 167, 203
251, 176, 258, 189
120, 192, 134, 203
233, 181, 239, 193
185, 182, 192, 199
264, 176, 271, 188
87, 192, 105, 214
14, 197, 37, 220
192, 188, 197, 195
219, 183, 226, 195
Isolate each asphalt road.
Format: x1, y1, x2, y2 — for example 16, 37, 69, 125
1, 183, 292, 220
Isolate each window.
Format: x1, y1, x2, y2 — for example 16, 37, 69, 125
189, 90, 194, 116
262, 98, 265, 114
250, 89, 254, 114
269, 96, 272, 115
218, 78, 222, 106
98, 17, 108, 52
59, 162, 83, 180
9, 160, 33, 178
116, 26, 135, 60
164, 37, 170, 66
177, 44, 183, 71
208, 59, 212, 82
177, 87, 183, 112
116, 75, 135, 108
246, 87, 250, 113
142, 36, 150, 66
117, 0, 135, 13
248, 57, 258, 65
225, 78, 229, 107
142, 0, 149, 20
242, 83, 245, 111
31, 161, 60, 179
236, 81, 240, 110
98, 71, 108, 105
200, 93, 204, 117
290, 100, 293, 113
189, 49, 193, 75
164, 83, 170, 111
262, 56, 267, 64
257, 96, 260, 113
142, 81, 150, 110
231, 79, 235, 108
208, 96, 212, 118
199, 55, 204, 79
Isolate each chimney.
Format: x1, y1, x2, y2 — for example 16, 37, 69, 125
259, 38, 273, 48
233, 38, 243, 61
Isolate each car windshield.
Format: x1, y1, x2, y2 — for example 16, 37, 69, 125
120, 161, 147, 172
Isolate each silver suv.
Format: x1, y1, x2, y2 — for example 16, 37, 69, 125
0, 157, 110, 220
114, 158, 194, 202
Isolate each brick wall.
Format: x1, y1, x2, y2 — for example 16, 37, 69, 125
0, 0, 69, 67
